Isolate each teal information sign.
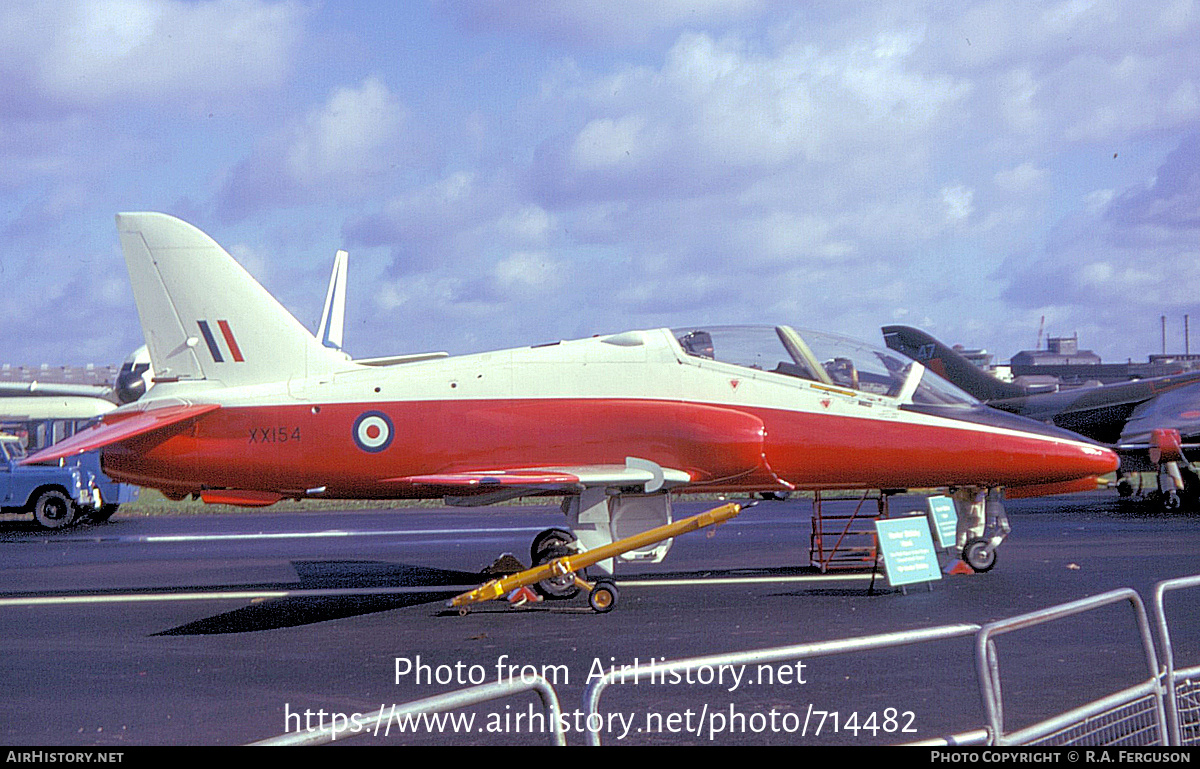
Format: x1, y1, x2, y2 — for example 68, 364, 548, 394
874, 516, 942, 587
926, 495, 958, 549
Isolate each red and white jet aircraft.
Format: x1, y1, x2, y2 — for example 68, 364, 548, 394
28, 213, 1117, 575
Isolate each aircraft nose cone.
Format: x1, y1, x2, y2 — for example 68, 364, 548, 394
1006, 419, 1118, 485
902, 402, 1119, 485
1072, 442, 1119, 476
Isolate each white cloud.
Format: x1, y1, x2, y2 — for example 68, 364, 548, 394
570, 115, 653, 171
941, 185, 975, 224
1084, 189, 1115, 215
534, 27, 971, 208
13, 1, 1191, 366
0, 0, 307, 108
497, 205, 554, 243
446, 0, 772, 45
494, 251, 564, 293
216, 78, 414, 219
994, 163, 1047, 193
284, 78, 408, 190
340, 4, 1200, 361
1000, 133, 1200, 357
227, 243, 270, 284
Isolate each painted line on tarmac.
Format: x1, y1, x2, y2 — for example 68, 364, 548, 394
142, 527, 547, 542
621, 573, 875, 587
0, 573, 875, 607
0, 584, 470, 607
26, 516, 813, 546
38, 526, 549, 544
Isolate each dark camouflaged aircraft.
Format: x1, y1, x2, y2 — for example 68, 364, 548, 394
883, 325, 1200, 510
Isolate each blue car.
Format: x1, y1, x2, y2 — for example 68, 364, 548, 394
1, 433, 98, 529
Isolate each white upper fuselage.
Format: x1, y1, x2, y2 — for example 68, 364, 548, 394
98, 325, 1115, 497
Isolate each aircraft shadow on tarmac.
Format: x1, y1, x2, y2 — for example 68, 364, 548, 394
154, 560, 482, 636
151, 561, 901, 634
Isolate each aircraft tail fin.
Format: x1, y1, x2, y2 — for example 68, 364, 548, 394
116, 213, 345, 388
882, 325, 1028, 402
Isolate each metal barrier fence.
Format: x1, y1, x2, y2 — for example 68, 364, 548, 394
250, 574, 1199, 746
975, 588, 1168, 746
581, 623, 983, 746
1154, 574, 1200, 746
251, 675, 566, 746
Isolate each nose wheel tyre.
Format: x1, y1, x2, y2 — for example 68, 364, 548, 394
962, 537, 997, 573
588, 580, 619, 613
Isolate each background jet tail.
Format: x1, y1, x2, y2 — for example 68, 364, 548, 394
882, 325, 1029, 402
117, 212, 345, 388
316, 249, 348, 351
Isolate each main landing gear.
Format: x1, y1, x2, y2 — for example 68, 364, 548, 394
1155, 462, 1200, 511
528, 527, 621, 609
531, 542, 584, 600
1140, 428, 1200, 512
449, 503, 742, 615
1115, 467, 1198, 511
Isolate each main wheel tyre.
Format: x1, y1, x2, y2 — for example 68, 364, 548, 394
588, 580, 619, 613
33, 490, 77, 530
962, 538, 996, 573
1163, 489, 1182, 511
530, 528, 575, 564
533, 545, 582, 600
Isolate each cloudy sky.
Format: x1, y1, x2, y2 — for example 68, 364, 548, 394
2, 0, 1198, 369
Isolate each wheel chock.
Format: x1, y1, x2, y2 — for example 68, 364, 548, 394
944, 559, 974, 576
506, 585, 542, 606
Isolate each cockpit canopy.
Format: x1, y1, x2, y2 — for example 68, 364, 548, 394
671, 325, 978, 407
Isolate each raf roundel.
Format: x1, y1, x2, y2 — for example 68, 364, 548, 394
352, 411, 394, 453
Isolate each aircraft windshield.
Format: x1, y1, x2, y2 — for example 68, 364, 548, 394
671, 325, 978, 406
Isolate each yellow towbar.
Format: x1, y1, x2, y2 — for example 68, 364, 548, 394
449, 502, 742, 614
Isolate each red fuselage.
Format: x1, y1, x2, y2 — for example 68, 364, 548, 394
101, 396, 1118, 500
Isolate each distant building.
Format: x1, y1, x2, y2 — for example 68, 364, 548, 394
0, 363, 119, 388
1008, 334, 1191, 386
1150, 353, 1200, 367
1010, 334, 1102, 367
951, 344, 994, 370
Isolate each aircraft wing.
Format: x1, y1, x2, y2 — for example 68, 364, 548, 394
395, 458, 694, 496
0, 395, 115, 421
20, 403, 220, 464
0, 381, 114, 399
1117, 381, 1200, 450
